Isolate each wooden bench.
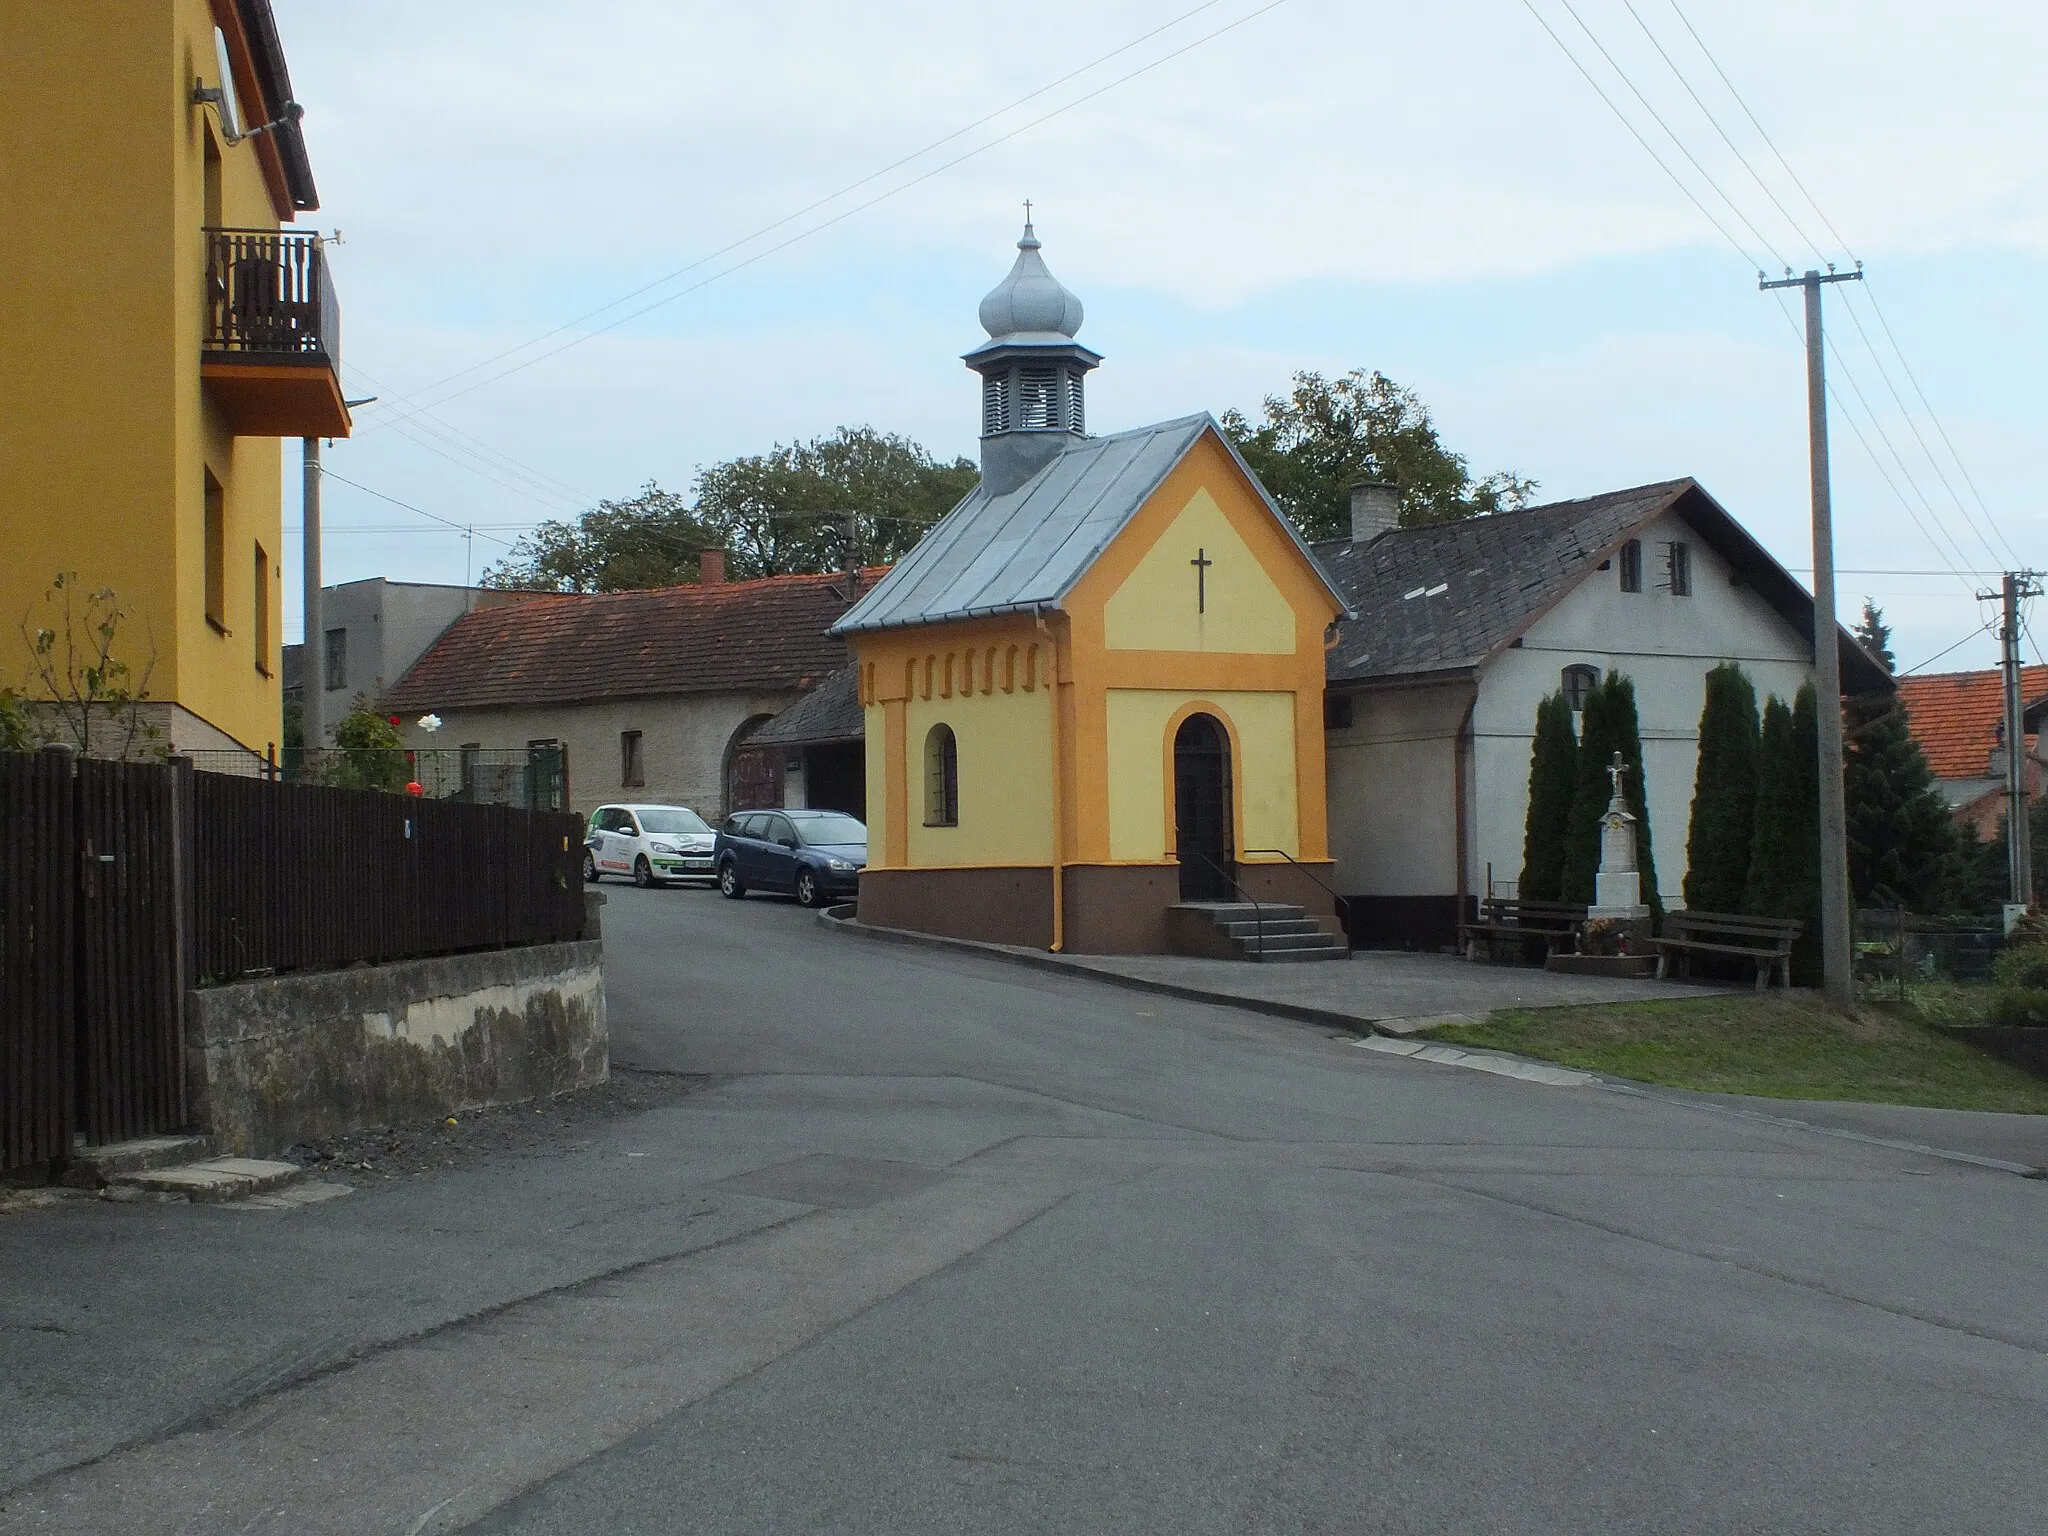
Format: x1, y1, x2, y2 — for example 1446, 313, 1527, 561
1654, 910, 1803, 990
1460, 899, 1587, 962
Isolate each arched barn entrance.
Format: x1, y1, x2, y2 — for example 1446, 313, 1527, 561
1173, 712, 1235, 900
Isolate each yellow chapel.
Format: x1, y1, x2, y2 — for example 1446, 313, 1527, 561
833, 221, 1349, 954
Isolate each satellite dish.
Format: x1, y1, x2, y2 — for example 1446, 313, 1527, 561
210, 29, 244, 140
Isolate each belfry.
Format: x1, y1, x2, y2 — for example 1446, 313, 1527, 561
831, 218, 1350, 955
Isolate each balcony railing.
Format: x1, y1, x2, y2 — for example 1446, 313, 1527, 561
203, 228, 340, 374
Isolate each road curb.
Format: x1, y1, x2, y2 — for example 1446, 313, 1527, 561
815, 908, 1378, 1036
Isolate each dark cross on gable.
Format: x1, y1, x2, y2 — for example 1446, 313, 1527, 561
1190, 547, 1212, 613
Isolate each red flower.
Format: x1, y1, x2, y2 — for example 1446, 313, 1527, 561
405, 781, 424, 797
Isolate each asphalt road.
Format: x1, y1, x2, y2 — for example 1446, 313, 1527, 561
6, 881, 2047, 1534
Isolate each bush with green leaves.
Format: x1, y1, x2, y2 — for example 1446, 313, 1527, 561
1683, 662, 1759, 913
1984, 988, 2048, 1029
325, 710, 408, 792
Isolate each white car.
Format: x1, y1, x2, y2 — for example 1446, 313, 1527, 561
584, 803, 717, 887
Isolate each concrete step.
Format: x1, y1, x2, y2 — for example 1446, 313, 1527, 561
1214, 918, 1325, 940
1252, 944, 1351, 963
1241, 930, 1345, 951
61, 1135, 212, 1188
1172, 902, 1310, 923
113, 1157, 304, 1205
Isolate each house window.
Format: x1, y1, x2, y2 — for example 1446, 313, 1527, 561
1324, 694, 1354, 730
1666, 540, 1692, 596
923, 723, 958, 827
323, 627, 348, 691
620, 729, 644, 788
1562, 664, 1601, 711
204, 473, 227, 631
252, 542, 271, 674
1617, 540, 1642, 594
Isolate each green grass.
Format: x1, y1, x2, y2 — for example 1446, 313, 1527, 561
1424, 991, 2048, 1113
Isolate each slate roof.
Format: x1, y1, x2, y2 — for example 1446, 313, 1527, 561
1316, 478, 1893, 695
384, 570, 885, 712
832, 413, 1346, 636
746, 666, 863, 748
1895, 665, 2048, 780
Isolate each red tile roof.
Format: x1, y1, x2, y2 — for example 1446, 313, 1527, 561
1894, 664, 2048, 780
385, 569, 890, 712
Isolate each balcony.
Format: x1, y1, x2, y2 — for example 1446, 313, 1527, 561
201, 228, 350, 438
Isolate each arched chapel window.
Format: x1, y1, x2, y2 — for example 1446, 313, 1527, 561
1561, 664, 1601, 712
924, 723, 959, 827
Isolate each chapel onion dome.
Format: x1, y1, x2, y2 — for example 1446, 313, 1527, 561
977, 220, 1086, 343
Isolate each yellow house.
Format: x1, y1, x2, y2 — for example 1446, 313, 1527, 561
0, 0, 348, 758
833, 223, 1349, 954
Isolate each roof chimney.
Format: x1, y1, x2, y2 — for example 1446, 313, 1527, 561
698, 549, 726, 586
1349, 481, 1399, 545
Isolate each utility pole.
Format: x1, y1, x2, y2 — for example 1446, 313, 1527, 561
1982, 570, 2044, 917
1760, 264, 1862, 1006
301, 436, 323, 755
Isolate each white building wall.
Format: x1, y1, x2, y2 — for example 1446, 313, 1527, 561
1326, 684, 1471, 896
1469, 509, 1814, 905
397, 690, 805, 819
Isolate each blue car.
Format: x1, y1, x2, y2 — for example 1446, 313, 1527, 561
715, 809, 867, 907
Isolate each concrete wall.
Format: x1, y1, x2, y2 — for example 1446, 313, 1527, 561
187, 940, 606, 1156
317, 579, 529, 733
1472, 507, 1815, 904
1325, 683, 1469, 898
397, 690, 805, 820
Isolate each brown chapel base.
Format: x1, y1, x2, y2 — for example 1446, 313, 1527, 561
855, 861, 1339, 956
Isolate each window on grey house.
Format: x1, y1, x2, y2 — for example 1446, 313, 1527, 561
1618, 540, 1643, 593
620, 730, 644, 787
1666, 540, 1692, 596
323, 627, 347, 691
1562, 664, 1601, 711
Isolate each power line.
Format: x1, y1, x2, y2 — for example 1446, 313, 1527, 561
385, 0, 1239, 407
1657, 0, 1860, 258
315, 467, 520, 550
367, 0, 1291, 431
1545, 0, 1787, 266
1897, 621, 1998, 678
1613, 0, 1826, 260
1513, 0, 1761, 266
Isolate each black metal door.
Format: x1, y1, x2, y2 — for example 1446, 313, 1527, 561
1173, 714, 1234, 900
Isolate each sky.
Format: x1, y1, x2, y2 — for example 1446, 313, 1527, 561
273, 0, 2046, 677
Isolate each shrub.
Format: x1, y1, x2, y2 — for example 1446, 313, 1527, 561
1518, 691, 1578, 902
1992, 942, 2048, 992
1683, 662, 1759, 913
1984, 987, 2048, 1029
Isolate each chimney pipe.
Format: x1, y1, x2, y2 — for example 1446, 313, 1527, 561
698, 549, 726, 586
1349, 481, 1399, 545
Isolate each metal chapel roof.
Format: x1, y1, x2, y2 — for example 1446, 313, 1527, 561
830, 413, 1346, 636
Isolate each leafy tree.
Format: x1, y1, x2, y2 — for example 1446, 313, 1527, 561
1843, 601, 1967, 911
483, 482, 713, 593
1519, 691, 1579, 902
483, 427, 977, 592
1683, 663, 1760, 912
1558, 683, 1615, 906
1220, 368, 1537, 541
1603, 674, 1662, 921
1746, 687, 1823, 983
692, 425, 977, 578
0, 688, 35, 753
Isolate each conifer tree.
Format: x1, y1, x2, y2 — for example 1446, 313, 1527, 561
1519, 692, 1579, 902
1683, 663, 1760, 913
1558, 683, 1613, 905
1602, 674, 1662, 920
1746, 687, 1823, 983
1844, 601, 1963, 911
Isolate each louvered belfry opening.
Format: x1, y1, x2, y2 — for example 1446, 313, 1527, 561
964, 218, 1103, 496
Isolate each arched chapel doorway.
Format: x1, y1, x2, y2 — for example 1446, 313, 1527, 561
1172, 712, 1235, 901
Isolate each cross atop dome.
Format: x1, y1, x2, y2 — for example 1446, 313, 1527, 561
963, 210, 1103, 495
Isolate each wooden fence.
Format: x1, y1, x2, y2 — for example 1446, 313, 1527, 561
1, 749, 586, 1172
